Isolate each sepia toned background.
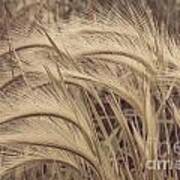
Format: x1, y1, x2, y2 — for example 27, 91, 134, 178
0, 1, 180, 180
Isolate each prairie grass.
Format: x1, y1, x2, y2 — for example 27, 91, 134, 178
0, 1, 180, 180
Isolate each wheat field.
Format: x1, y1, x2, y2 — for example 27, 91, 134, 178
0, 0, 180, 180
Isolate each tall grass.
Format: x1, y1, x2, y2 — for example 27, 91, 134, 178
0, 1, 180, 180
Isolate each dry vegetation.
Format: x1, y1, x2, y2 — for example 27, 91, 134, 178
0, 0, 180, 180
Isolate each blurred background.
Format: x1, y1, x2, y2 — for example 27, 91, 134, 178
0, 0, 180, 36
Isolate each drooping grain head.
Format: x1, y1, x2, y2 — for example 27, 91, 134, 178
0, 1, 180, 180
